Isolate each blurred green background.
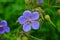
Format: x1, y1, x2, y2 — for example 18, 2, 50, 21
0, 0, 60, 40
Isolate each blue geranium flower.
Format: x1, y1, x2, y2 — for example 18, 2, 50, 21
38, 0, 43, 4
18, 10, 40, 32
0, 20, 10, 34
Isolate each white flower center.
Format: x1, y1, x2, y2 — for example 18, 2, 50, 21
0, 25, 3, 27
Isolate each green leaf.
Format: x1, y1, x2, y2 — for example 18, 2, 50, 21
4, 0, 25, 20
0, 0, 13, 2
0, 5, 3, 14
56, 19, 60, 32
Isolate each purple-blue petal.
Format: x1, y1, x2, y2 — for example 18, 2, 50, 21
0, 27, 4, 31
32, 21, 40, 30
23, 10, 32, 19
18, 16, 27, 24
38, 0, 43, 4
0, 20, 10, 34
23, 23, 31, 32
32, 12, 39, 20
0, 30, 5, 34
0, 20, 7, 26
4, 27, 10, 32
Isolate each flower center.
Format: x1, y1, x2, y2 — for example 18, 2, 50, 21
0, 25, 3, 27
28, 18, 33, 22
0, 25, 4, 31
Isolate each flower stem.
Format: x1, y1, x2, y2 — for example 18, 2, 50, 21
52, 6, 60, 8
15, 20, 18, 25
49, 20, 56, 28
30, 35, 41, 40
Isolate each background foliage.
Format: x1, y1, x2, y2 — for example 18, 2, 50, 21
0, 0, 60, 40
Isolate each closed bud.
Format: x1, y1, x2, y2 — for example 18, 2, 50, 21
39, 18, 43, 25
57, 9, 60, 16
17, 37, 20, 40
45, 15, 50, 21
25, 0, 31, 4
56, 0, 60, 3
33, 7, 44, 13
22, 36, 28, 40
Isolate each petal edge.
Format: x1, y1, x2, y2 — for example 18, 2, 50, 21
32, 12, 39, 20
32, 21, 40, 30
23, 23, 31, 32
18, 16, 27, 24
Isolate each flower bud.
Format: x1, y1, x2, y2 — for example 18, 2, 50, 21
57, 9, 60, 16
37, 0, 43, 4
39, 18, 43, 25
17, 37, 20, 40
22, 36, 28, 40
45, 15, 50, 21
32, 7, 44, 13
56, 0, 60, 3
25, 0, 31, 4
